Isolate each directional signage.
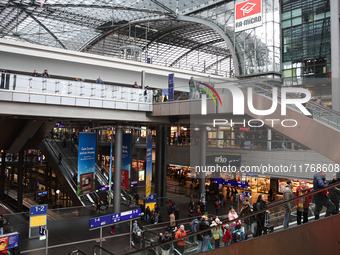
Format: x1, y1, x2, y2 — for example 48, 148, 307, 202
39, 226, 47, 236
89, 208, 141, 230
38, 191, 48, 196
30, 204, 47, 228
30, 205, 47, 216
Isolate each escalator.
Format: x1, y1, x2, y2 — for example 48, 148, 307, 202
219, 80, 340, 165
39, 139, 132, 207
126, 181, 340, 255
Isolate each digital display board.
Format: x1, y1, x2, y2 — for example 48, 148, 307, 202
89, 208, 141, 229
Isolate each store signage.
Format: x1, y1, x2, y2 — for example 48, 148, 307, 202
239, 127, 250, 131
206, 154, 241, 167
235, 0, 263, 32
89, 208, 141, 229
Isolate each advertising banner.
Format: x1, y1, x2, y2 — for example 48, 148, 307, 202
168, 73, 174, 101
0, 232, 19, 251
235, 0, 262, 32
145, 134, 152, 198
145, 194, 157, 211
121, 170, 129, 189
122, 134, 132, 179
78, 132, 96, 195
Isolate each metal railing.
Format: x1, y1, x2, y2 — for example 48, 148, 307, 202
0, 72, 153, 103
126, 180, 340, 255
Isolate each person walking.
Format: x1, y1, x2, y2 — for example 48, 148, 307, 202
313, 170, 335, 220
218, 191, 224, 207
239, 201, 254, 240
174, 225, 186, 255
197, 215, 211, 252
95, 198, 101, 212
283, 180, 295, 229
189, 77, 196, 99
145, 206, 151, 223
96, 76, 104, 84
295, 181, 312, 225
160, 231, 172, 255
328, 174, 340, 215
254, 194, 269, 237
214, 199, 221, 216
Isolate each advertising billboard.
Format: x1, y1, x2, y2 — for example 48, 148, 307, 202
78, 132, 96, 195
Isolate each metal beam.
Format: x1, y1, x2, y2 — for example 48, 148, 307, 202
204, 55, 230, 73
177, 15, 240, 76
169, 39, 225, 67
8, 1, 66, 49
148, 0, 177, 16
4, 3, 169, 16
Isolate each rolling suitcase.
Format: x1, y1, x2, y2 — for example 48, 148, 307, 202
263, 213, 274, 235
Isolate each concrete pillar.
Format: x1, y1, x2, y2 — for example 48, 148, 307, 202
45, 162, 49, 190
161, 125, 168, 206
1, 153, 5, 201
114, 127, 123, 213
267, 129, 272, 150
155, 125, 163, 201
331, 0, 340, 112
17, 150, 24, 212
199, 125, 206, 202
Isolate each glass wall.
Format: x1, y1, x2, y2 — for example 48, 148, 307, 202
281, 0, 331, 105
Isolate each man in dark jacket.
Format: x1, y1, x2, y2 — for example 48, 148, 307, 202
255, 194, 269, 237
160, 231, 172, 255
218, 191, 225, 206
145, 206, 150, 223
328, 174, 340, 215
239, 201, 253, 240
197, 215, 211, 252
313, 171, 335, 219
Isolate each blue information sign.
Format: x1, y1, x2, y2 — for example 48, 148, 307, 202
168, 73, 174, 101
39, 226, 47, 235
30, 205, 47, 216
89, 208, 141, 230
38, 191, 48, 196
98, 184, 114, 192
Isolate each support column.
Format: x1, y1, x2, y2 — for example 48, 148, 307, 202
17, 150, 24, 212
1, 153, 6, 201
199, 125, 206, 202
267, 129, 272, 150
331, 0, 340, 112
155, 125, 163, 200
45, 162, 49, 191
161, 125, 167, 206
114, 127, 123, 213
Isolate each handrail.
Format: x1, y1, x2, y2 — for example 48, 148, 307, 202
126, 179, 340, 254
93, 245, 114, 255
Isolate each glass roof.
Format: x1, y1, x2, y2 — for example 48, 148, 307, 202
0, 0, 234, 76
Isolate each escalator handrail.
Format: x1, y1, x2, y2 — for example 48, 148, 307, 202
93, 245, 114, 255
125, 179, 340, 254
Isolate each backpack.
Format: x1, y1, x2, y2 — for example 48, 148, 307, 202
253, 202, 259, 212
190, 219, 200, 233
167, 207, 173, 215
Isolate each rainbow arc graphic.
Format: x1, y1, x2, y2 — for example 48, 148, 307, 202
197, 82, 223, 106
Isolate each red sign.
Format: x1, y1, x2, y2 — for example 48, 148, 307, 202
235, 0, 262, 20
121, 170, 129, 189
239, 127, 250, 131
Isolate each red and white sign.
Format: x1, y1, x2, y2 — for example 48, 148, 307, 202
235, 0, 262, 32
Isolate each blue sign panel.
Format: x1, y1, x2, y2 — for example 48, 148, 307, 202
168, 73, 174, 101
38, 191, 48, 196
213, 178, 223, 184
147, 58, 152, 64
39, 226, 47, 236
8, 233, 19, 249
30, 205, 47, 216
89, 208, 141, 229
145, 194, 157, 203
130, 181, 138, 187
98, 184, 114, 192
78, 133, 96, 195
122, 134, 132, 178
120, 209, 141, 222
112, 213, 121, 223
